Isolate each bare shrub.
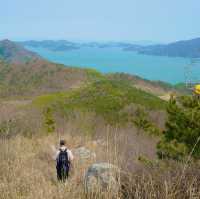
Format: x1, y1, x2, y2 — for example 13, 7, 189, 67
0, 106, 43, 138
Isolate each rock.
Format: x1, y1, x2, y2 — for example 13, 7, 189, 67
85, 163, 120, 194
73, 147, 96, 160
96, 139, 107, 146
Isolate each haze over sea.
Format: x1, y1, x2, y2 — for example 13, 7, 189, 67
27, 46, 198, 84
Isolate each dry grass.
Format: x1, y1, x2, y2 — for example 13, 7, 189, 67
0, 134, 91, 199
1, 105, 200, 199
1, 129, 200, 199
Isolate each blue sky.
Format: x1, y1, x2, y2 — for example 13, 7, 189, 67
0, 0, 199, 42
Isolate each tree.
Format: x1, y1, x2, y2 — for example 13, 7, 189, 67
43, 107, 55, 134
157, 95, 200, 160
133, 107, 161, 136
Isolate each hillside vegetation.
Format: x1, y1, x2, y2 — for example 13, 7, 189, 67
34, 79, 166, 109
33, 79, 166, 133
0, 59, 99, 97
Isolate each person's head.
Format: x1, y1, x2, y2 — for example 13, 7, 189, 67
60, 140, 66, 146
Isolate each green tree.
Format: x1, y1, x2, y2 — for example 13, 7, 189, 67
43, 107, 55, 134
133, 107, 161, 136
157, 95, 200, 160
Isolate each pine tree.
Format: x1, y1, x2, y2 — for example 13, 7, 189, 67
157, 95, 200, 160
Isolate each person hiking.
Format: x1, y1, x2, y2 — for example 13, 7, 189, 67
56, 140, 74, 182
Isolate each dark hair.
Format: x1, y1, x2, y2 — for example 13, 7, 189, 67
60, 140, 66, 146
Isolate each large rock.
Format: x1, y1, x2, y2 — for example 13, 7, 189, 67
85, 163, 120, 194
73, 147, 96, 160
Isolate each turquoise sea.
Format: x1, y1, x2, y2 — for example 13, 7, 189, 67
26, 46, 200, 84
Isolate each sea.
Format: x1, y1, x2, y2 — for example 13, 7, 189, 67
26, 46, 200, 84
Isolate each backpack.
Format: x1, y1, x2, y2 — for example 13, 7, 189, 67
57, 149, 69, 168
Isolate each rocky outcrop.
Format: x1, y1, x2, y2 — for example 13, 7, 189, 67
84, 163, 120, 194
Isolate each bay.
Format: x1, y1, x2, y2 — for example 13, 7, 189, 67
26, 46, 200, 84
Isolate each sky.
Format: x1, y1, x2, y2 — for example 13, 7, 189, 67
0, 0, 200, 42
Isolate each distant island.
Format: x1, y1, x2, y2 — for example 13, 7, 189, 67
124, 37, 200, 58
21, 40, 80, 52
21, 40, 136, 51
20, 37, 200, 58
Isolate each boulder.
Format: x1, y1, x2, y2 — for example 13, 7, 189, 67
73, 147, 96, 160
95, 139, 107, 146
85, 163, 120, 194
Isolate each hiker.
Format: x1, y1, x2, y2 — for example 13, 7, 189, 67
56, 140, 74, 182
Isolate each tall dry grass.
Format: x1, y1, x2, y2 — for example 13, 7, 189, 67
1, 106, 200, 199
0, 134, 91, 199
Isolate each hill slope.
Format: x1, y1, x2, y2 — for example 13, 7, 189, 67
0, 39, 41, 63
107, 73, 177, 96
0, 40, 104, 97
33, 79, 166, 125
0, 59, 93, 97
